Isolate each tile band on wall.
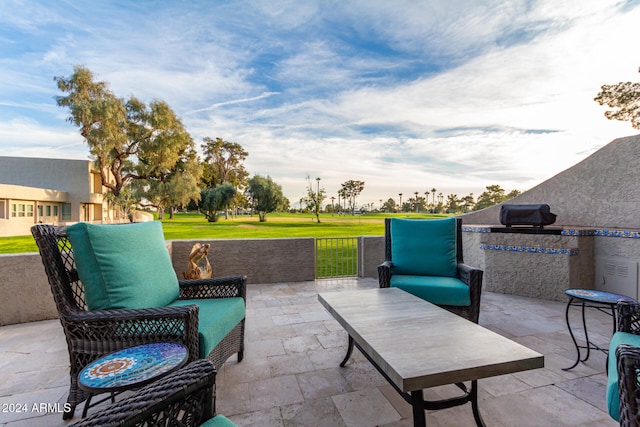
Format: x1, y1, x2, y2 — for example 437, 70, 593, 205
479, 243, 579, 256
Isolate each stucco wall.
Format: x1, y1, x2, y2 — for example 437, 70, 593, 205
0, 253, 58, 325
459, 133, 640, 301
358, 236, 384, 278
461, 133, 640, 228
476, 232, 594, 301
170, 238, 316, 284
1, 238, 319, 326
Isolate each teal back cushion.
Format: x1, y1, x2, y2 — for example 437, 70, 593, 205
67, 222, 179, 311
390, 217, 457, 277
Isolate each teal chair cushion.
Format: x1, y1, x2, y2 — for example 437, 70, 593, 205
200, 415, 237, 427
169, 297, 245, 359
390, 217, 457, 277
390, 275, 471, 306
67, 222, 179, 311
607, 331, 640, 421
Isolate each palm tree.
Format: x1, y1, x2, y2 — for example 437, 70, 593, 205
414, 191, 419, 212
398, 193, 403, 212
431, 188, 436, 212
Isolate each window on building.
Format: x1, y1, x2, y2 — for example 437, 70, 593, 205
38, 205, 43, 216
0, 200, 5, 219
53, 205, 58, 216
45, 205, 51, 216
18, 204, 25, 217
61, 203, 72, 220
27, 205, 33, 217
11, 204, 17, 217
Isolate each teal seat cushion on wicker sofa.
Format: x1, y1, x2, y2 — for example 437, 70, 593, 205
200, 414, 238, 427
67, 221, 179, 311
169, 297, 245, 359
390, 217, 457, 277
607, 331, 640, 421
390, 275, 470, 306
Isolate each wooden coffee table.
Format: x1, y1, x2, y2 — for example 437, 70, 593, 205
318, 288, 544, 427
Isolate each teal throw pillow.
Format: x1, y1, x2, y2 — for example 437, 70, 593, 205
390, 217, 457, 277
67, 221, 179, 310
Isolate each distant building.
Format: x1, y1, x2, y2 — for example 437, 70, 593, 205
0, 156, 115, 237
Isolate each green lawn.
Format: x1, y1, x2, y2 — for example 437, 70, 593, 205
0, 212, 448, 254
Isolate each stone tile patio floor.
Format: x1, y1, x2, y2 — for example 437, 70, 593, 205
0, 278, 618, 426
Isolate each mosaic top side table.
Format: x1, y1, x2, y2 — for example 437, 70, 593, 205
78, 342, 188, 417
564, 288, 636, 371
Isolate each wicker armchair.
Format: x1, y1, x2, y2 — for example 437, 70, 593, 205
608, 301, 640, 425
71, 359, 236, 426
377, 217, 483, 323
31, 224, 246, 420
616, 344, 640, 427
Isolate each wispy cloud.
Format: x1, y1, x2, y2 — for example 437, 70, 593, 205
1, 0, 639, 204
185, 92, 280, 114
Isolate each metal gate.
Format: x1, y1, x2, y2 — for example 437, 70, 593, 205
315, 237, 358, 278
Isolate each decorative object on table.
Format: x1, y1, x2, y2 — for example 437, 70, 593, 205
184, 242, 213, 279
31, 222, 246, 420
377, 217, 483, 323
606, 300, 640, 424
72, 359, 237, 427
78, 342, 188, 418
564, 288, 636, 371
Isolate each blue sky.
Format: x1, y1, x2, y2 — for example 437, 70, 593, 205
1, 0, 639, 207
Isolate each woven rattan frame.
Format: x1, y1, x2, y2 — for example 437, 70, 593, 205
616, 344, 640, 427
31, 224, 246, 420
615, 301, 640, 426
377, 217, 483, 323
70, 359, 217, 426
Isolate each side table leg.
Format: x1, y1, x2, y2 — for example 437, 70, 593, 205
607, 305, 617, 374
564, 298, 581, 370
340, 335, 355, 367
81, 393, 94, 418
581, 301, 591, 362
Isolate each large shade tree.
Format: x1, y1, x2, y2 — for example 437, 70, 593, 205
474, 185, 521, 211
201, 137, 249, 218
134, 148, 202, 219
201, 137, 249, 187
55, 66, 199, 216
594, 68, 640, 129
340, 180, 365, 215
198, 183, 237, 222
246, 175, 288, 222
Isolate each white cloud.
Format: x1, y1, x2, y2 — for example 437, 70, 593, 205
0, 118, 87, 159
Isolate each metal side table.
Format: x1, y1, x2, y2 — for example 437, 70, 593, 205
78, 342, 188, 417
563, 288, 636, 371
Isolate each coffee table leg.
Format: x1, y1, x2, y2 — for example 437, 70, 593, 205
411, 390, 426, 427
340, 335, 355, 367
470, 380, 486, 427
